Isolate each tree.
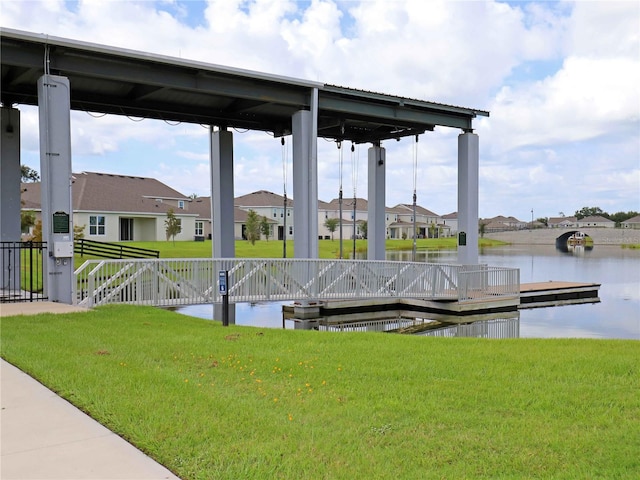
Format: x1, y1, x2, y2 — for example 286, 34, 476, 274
30, 219, 43, 242
324, 217, 339, 240
245, 209, 260, 245
575, 206, 605, 220
609, 210, 639, 226
359, 220, 367, 239
536, 217, 548, 227
21, 209, 36, 234
164, 208, 181, 244
21, 165, 40, 182
74, 224, 85, 240
479, 222, 486, 238
260, 216, 271, 241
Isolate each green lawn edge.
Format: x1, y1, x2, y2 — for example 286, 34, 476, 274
74, 238, 508, 266
2, 305, 638, 480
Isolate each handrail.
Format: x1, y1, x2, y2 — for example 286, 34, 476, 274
75, 258, 519, 308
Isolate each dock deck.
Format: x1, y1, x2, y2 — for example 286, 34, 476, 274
284, 281, 601, 328
519, 281, 600, 309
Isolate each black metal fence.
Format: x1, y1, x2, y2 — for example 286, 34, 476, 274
75, 238, 160, 259
0, 241, 48, 303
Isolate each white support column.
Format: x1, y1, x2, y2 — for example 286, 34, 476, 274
1, 107, 22, 289
210, 127, 236, 324
210, 128, 235, 258
367, 144, 386, 261
38, 75, 74, 304
292, 105, 318, 259
457, 132, 479, 265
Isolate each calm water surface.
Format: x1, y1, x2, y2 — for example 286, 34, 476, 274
175, 245, 640, 339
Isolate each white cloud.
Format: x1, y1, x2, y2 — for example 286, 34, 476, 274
488, 56, 640, 153
3, 0, 639, 221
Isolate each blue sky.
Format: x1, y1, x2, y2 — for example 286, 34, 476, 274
3, 0, 639, 221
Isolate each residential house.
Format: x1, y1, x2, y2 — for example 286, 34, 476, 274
319, 197, 368, 239
575, 215, 615, 228
234, 190, 293, 240
548, 216, 577, 228
441, 212, 458, 235
388, 204, 445, 239
621, 215, 640, 229
21, 172, 197, 242
189, 196, 278, 241
480, 215, 528, 232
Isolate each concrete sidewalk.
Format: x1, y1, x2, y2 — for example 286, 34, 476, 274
1, 359, 181, 480
0, 301, 88, 317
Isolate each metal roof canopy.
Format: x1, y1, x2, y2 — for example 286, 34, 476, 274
1, 28, 488, 144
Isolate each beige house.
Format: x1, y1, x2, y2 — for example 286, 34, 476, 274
319, 197, 368, 239
575, 215, 615, 228
21, 172, 197, 242
548, 216, 577, 228
621, 215, 640, 229
234, 190, 293, 241
387, 204, 444, 239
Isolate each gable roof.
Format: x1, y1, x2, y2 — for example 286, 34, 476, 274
622, 215, 640, 224
578, 215, 614, 223
323, 197, 369, 210
21, 171, 193, 215
548, 216, 577, 224
234, 190, 293, 208
393, 203, 439, 217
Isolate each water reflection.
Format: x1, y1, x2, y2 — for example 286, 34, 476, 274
555, 243, 594, 255
173, 245, 640, 340
320, 311, 521, 339
417, 315, 520, 338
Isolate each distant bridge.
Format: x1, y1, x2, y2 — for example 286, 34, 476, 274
75, 258, 519, 308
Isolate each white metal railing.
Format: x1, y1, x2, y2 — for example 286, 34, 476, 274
74, 258, 519, 308
457, 265, 520, 301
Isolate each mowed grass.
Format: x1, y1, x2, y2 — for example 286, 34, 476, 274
1, 305, 638, 479
75, 237, 506, 265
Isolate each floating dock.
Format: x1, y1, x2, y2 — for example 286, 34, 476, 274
283, 281, 600, 329
519, 281, 601, 309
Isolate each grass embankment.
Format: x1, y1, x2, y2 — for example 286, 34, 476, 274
2, 305, 638, 479
75, 237, 507, 266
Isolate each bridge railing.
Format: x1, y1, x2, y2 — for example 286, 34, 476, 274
75, 258, 519, 308
457, 265, 520, 302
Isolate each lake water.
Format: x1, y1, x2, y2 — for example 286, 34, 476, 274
174, 245, 640, 339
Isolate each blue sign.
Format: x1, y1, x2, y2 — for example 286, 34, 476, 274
219, 270, 228, 295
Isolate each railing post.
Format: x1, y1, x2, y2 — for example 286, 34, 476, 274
88, 270, 95, 308
28, 242, 34, 302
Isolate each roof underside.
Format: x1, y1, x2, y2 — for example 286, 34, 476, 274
1, 28, 488, 144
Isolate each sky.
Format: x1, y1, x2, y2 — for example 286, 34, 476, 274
3, 0, 639, 221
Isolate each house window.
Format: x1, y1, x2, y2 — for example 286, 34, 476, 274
178, 200, 185, 209
289, 226, 293, 235
89, 215, 105, 236
195, 221, 203, 236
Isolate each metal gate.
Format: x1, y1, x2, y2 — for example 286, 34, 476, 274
0, 241, 48, 303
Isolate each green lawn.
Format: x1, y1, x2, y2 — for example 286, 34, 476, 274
75, 237, 506, 266
2, 305, 638, 480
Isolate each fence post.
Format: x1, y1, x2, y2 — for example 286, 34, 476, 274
28, 242, 34, 302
